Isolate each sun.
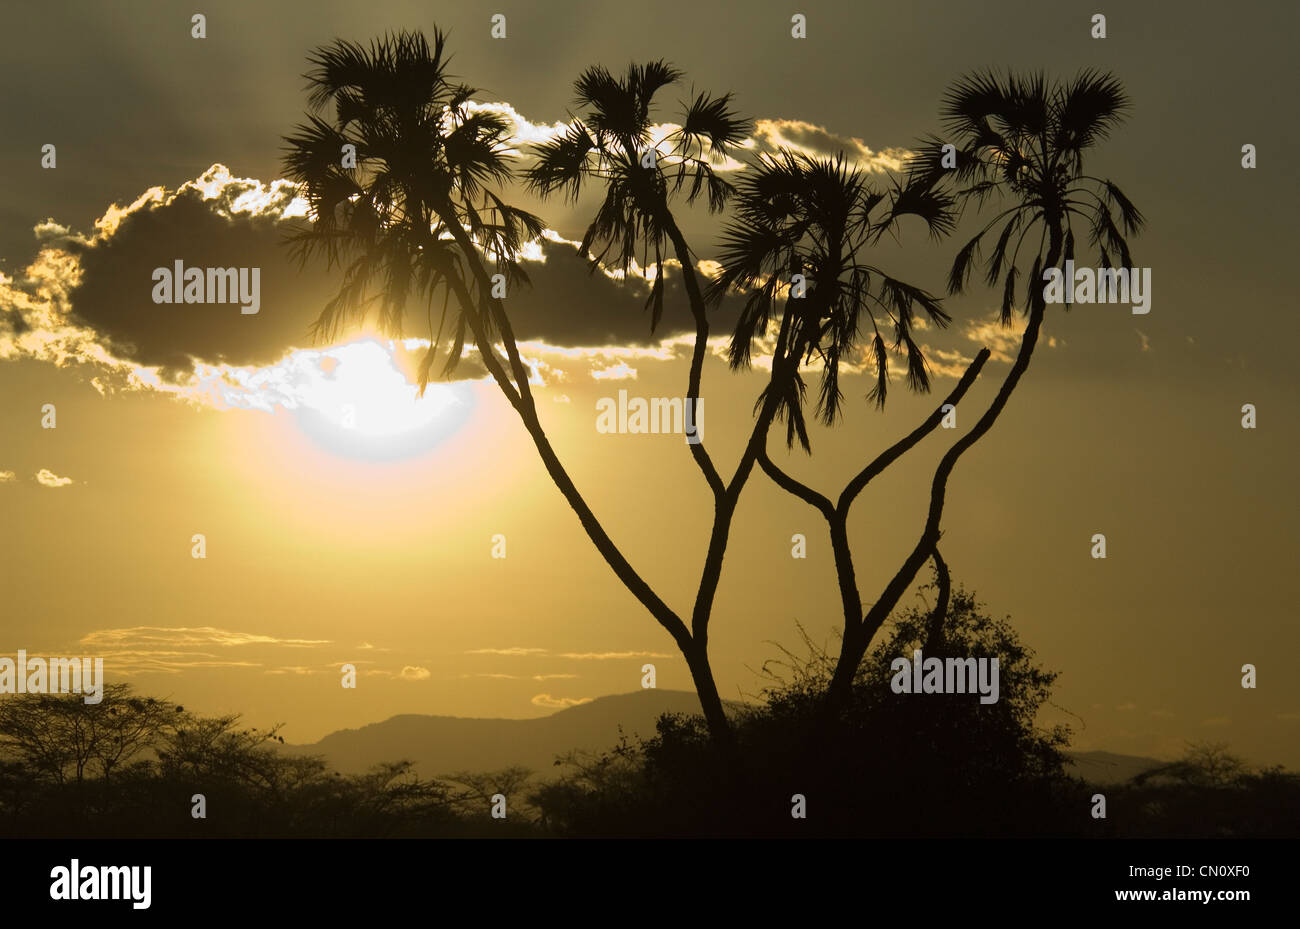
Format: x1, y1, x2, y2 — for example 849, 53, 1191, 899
290, 339, 476, 459
196, 337, 476, 460
305, 339, 460, 436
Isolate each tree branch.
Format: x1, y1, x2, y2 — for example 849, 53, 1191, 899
758, 451, 834, 519
837, 348, 991, 518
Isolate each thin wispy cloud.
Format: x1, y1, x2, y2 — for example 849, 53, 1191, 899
465, 647, 548, 656
467, 672, 581, 681
83, 627, 331, 649
557, 651, 672, 661
78, 626, 332, 675
469, 646, 670, 661
531, 693, 593, 709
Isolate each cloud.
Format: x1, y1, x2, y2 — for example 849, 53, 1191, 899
556, 651, 672, 661
0, 471, 16, 482
399, 665, 431, 681
34, 468, 74, 487
468, 99, 906, 177
964, 316, 1026, 364
469, 672, 580, 681
83, 626, 330, 649
590, 361, 638, 381
0, 164, 747, 408
465, 647, 548, 656
79, 625, 331, 675
465, 101, 572, 152
531, 693, 594, 709
750, 119, 909, 173
466, 645, 671, 663
0, 112, 927, 412
963, 311, 1061, 365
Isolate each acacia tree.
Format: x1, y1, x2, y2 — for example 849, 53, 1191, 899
721, 70, 1144, 711
0, 685, 182, 785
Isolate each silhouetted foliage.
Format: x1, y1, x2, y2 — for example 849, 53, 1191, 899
0, 686, 537, 837
533, 584, 1299, 837
3, 658, 1293, 837
533, 583, 1081, 836
709, 150, 955, 449
1095, 742, 1300, 838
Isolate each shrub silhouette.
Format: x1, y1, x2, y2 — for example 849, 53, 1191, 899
1098, 742, 1300, 839
533, 582, 1080, 837
0, 686, 536, 837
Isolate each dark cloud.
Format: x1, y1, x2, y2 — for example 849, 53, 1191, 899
491, 237, 740, 348
54, 177, 742, 379
64, 189, 333, 376
3, 308, 27, 335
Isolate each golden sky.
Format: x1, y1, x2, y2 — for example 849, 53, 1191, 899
1, 0, 1296, 766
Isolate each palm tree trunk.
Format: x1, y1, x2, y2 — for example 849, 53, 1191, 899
662, 218, 724, 496
685, 640, 733, 747
923, 548, 951, 653
824, 223, 1063, 712
434, 213, 739, 745
827, 513, 863, 642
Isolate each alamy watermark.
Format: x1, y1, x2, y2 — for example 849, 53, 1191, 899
1042, 260, 1151, 314
890, 649, 999, 704
595, 390, 702, 444
0, 651, 104, 704
50, 860, 151, 909
151, 260, 261, 315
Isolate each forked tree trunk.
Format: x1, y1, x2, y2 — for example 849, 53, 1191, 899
436, 208, 740, 748
824, 222, 1064, 712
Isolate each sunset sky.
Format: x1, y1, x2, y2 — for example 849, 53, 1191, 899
2, 0, 1296, 768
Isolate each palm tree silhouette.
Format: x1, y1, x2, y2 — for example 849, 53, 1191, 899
527, 63, 775, 746
708, 148, 986, 697
822, 69, 1145, 707
526, 60, 746, 491
709, 149, 956, 450
281, 30, 544, 386
282, 32, 737, 745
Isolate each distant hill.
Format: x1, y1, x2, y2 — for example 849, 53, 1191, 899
1065, 750, 1167, 785
282, 690, 719, 777
283, 691, 1168, 783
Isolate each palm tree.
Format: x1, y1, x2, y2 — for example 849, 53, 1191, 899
821, 68, 1145, 708
282, 32, 734, 744
527, 64, 761, 744
526, 62, 746, 486
708, 148, 981, 697
281, 30, 543, 390
709, 149, 956, 450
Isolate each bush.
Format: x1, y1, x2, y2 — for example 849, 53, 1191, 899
534, 583, 1080, 837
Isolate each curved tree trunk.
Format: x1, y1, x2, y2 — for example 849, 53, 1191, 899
824, 223, 1063, 712
923, 547, 952, 653
436, 209, 740, 746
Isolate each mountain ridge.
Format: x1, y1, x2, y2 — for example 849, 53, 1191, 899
282, 690, 1165, 784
